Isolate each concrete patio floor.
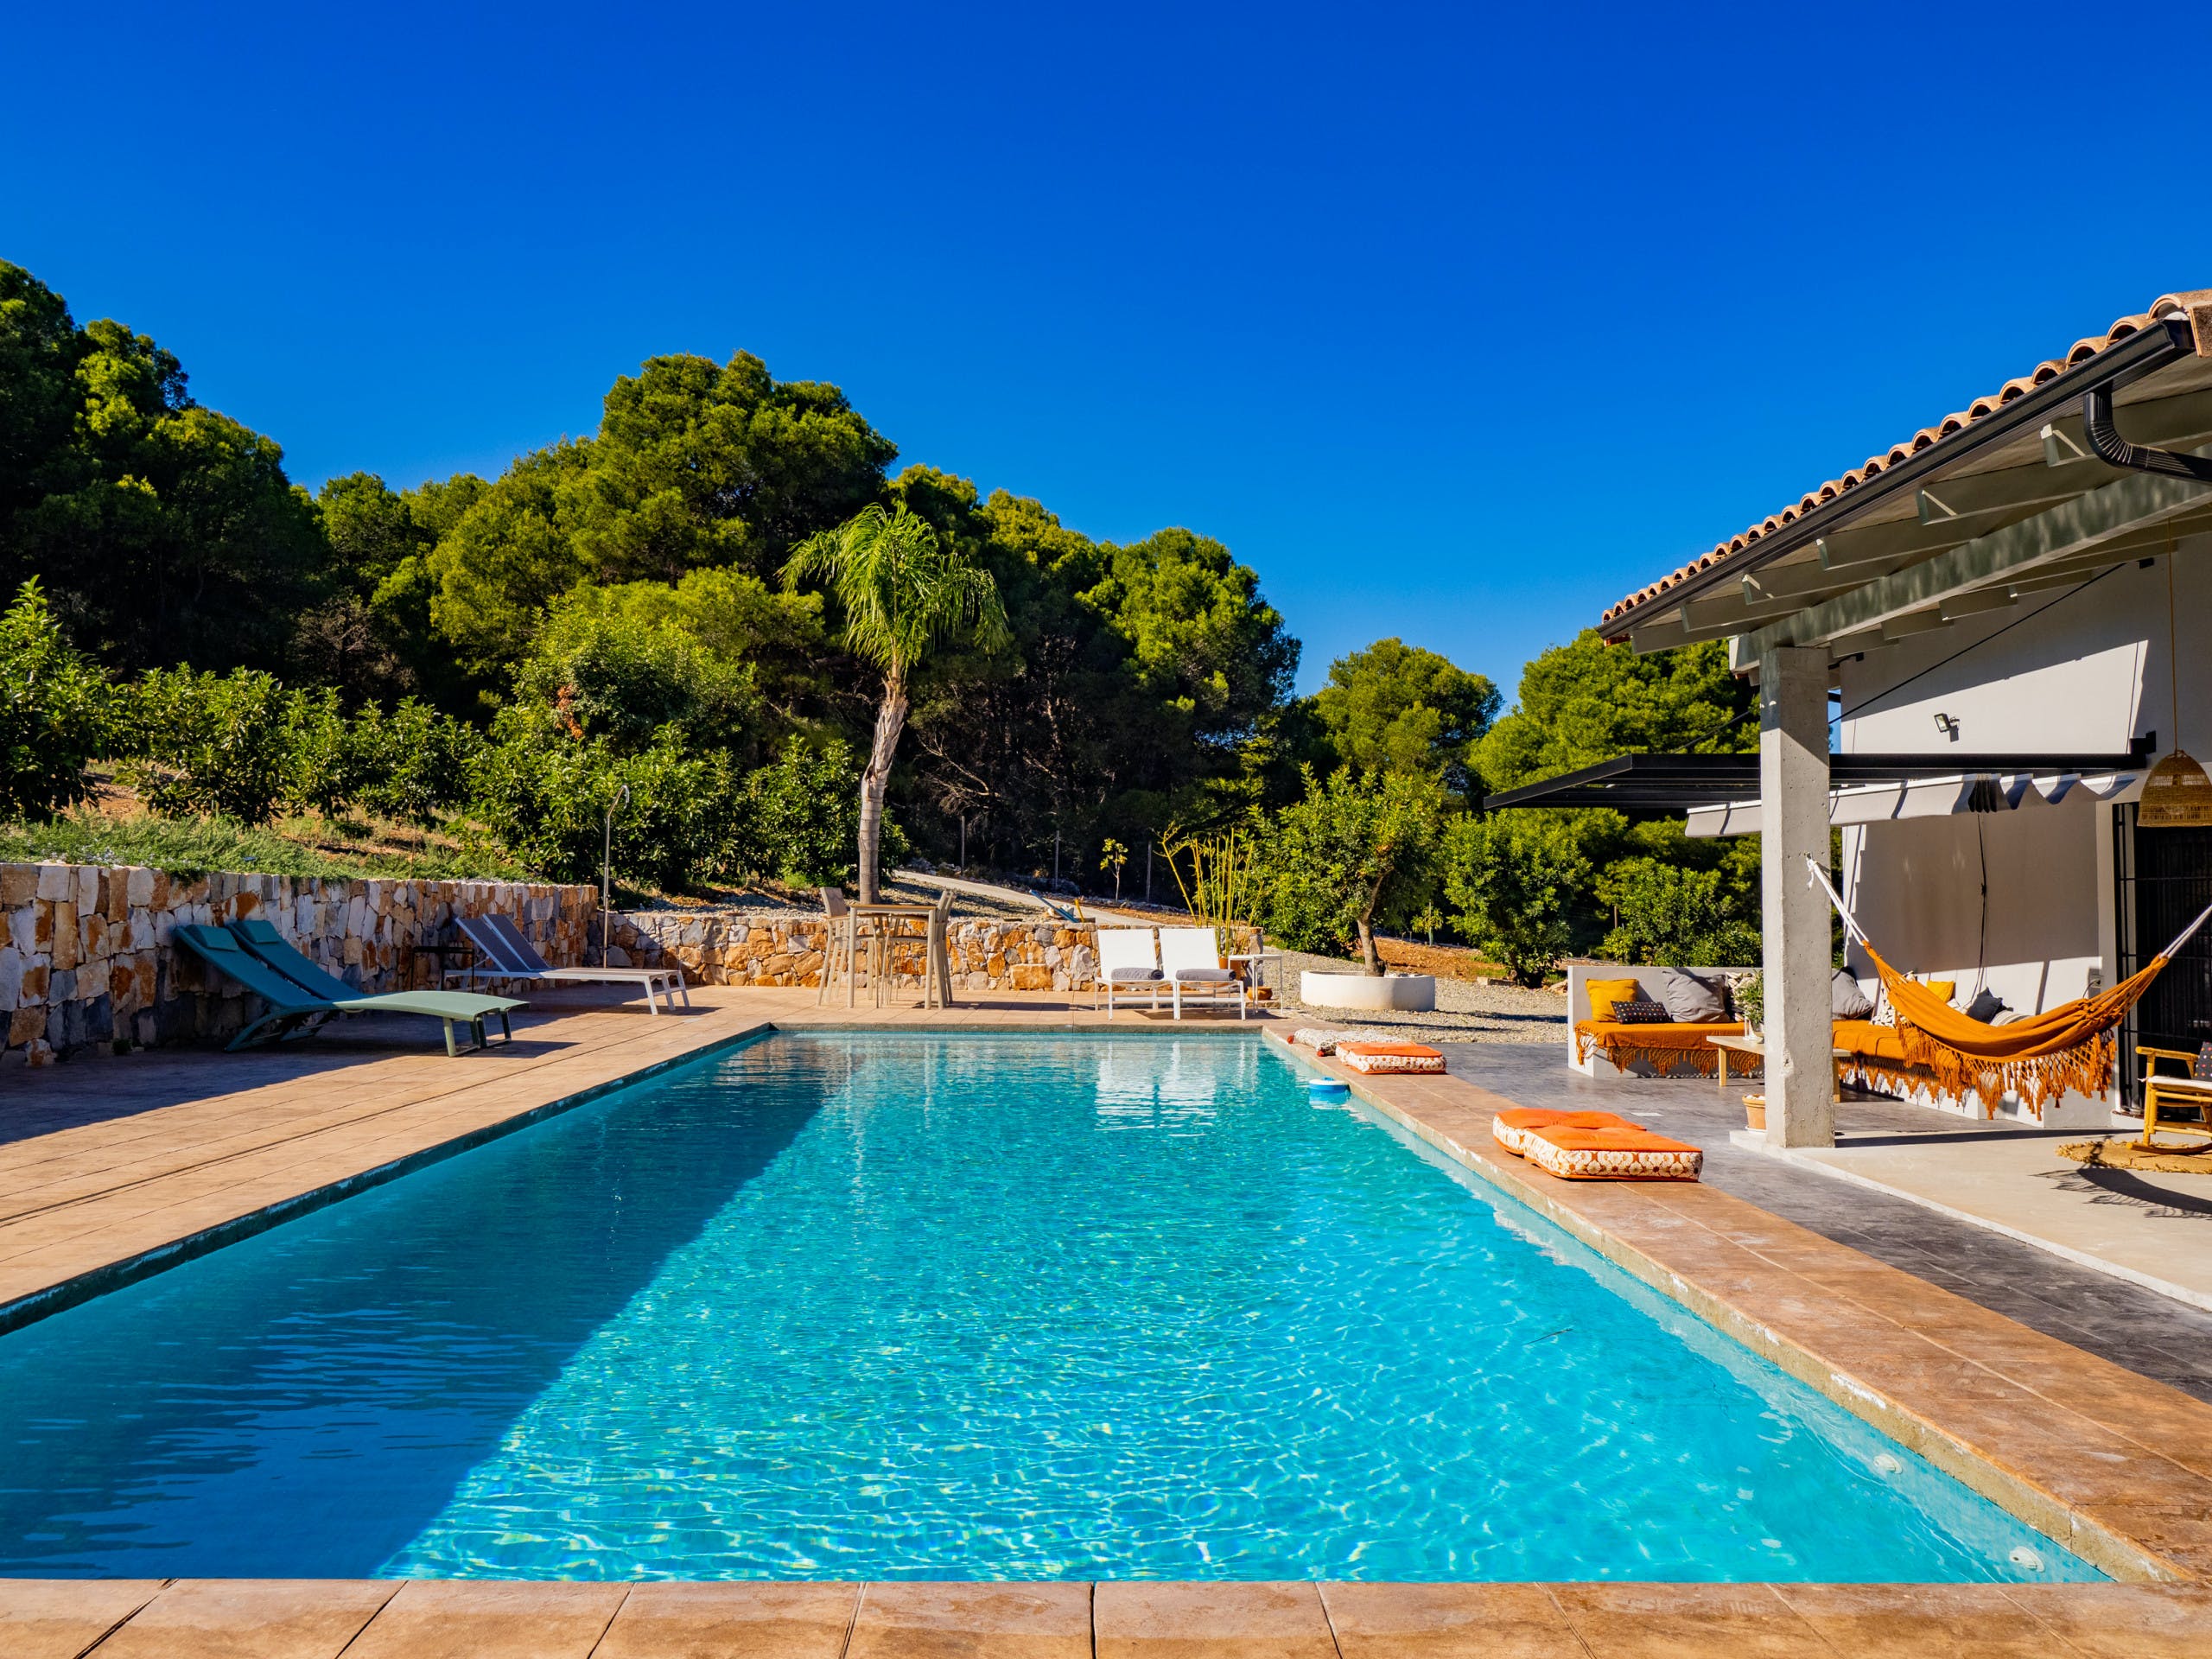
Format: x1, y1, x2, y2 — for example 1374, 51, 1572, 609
3, 991, 2211, 1653
1446, 1043, 2212, 1402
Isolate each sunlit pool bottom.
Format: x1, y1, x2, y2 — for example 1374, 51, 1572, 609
0, 1032, 2096, 1582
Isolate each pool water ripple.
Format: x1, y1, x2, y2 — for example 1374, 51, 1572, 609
0, 1033, 2095, 1581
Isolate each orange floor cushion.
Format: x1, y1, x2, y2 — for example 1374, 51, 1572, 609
1336, 1041, 1446, 1074
1523, 1123, 1703, 1181
1491, 1108, 1635, 1156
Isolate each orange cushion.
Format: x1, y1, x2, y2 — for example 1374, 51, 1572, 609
1585, 977, 1643, 1022
1337, 1042, 1446, 1074
1524, 1123, 1703, 1181
1491, 1108, 1635, 1156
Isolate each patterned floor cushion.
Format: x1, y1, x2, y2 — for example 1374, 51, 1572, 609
1522, 1123, 1703, 1181
1292, 1027, 1389, 1055
1336, 1041, 1446, 1074
1491, 1108, 1636, 1156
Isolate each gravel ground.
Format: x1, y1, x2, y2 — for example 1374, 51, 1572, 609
1264, 944, 1567, 1046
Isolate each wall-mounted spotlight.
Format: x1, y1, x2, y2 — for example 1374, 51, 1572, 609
1933, 712, 1960, 741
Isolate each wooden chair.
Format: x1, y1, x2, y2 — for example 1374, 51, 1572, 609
2135, 1045, 2212, 1149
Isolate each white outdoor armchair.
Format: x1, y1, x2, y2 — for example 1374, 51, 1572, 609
1159, 925, 1248, 1020
1094, 927, 1162, 1018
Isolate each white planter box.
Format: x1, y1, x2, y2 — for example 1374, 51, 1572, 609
1300, 971, 1436, 1012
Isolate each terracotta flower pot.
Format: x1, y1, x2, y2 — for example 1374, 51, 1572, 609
1743, 1095, 1766, 1132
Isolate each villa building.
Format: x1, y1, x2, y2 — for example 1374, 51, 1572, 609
1584, 290, 2212, 1146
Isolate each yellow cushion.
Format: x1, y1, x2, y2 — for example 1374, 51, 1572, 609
1923, 980, 1955, 1004
1586, 977, 1643, 1022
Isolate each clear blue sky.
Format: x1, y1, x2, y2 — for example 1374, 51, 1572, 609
7, 2, 2205, 696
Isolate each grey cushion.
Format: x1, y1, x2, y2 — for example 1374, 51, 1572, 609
1104, 967, 1160, 982
1654, 967, 1726, 1023
1832, 969, 1874, 1020
1172, 966, 1235, 982
1963, 987, 2009, 1023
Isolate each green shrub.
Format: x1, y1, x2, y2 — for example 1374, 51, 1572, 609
734, 735, 905, 887
1597, 857, 1760, 967
114, 667, 307, 824
350, 698, 480, 826
467, 714, 738, 889
0, 578, 111, 821
1443, 814, 1590, 988
1255, 766, 1447, 972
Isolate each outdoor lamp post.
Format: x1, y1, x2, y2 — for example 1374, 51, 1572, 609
602, 784, 630, 968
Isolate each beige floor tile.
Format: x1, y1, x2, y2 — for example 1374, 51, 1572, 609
1094, 1581, 1336, 1659
1319, 1581, 1586, 1658
1997, 1583, 2212, 1658
1770, 1581, 2066, 1657
594, 1580, 861, 1659
847, 1581, 1093, 1659
97, 1578, 397, 1659
342, 1579, 628, 1659
0, 1578, 167, 1659
1547, 1583, 1834, 1658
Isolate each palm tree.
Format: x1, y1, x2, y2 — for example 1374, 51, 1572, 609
785, 503, 1009, 902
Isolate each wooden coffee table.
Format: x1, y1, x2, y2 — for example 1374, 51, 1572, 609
1707, 1033, 1852, 1099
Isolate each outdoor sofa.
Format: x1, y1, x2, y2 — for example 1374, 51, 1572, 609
1566, 962, 1749, 1079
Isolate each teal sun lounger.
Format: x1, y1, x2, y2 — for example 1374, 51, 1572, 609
172, 923, 524, 1055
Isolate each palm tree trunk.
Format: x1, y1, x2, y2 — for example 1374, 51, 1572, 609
857, 669, 909, 904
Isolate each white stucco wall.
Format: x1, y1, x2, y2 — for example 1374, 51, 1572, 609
1836, 532, 2212, 759
1839, 795, 2104, 1016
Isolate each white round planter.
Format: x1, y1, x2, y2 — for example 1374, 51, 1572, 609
1300, 971, 1436, 1012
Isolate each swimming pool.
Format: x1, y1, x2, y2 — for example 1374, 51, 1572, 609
0, 1031, 2094, 1581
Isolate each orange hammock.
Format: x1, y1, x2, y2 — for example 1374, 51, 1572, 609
1808, 858, 2212, 1111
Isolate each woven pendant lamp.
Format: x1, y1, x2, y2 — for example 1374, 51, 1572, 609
2140, 550, 2212, 828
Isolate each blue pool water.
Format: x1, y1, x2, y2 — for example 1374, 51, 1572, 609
0, 1032, 2095, 1581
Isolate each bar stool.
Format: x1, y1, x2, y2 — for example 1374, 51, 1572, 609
817, 887, 882, 1005
924, 887, 957, 1008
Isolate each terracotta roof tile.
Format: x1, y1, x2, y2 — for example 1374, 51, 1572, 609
1602, 289, 2212, 631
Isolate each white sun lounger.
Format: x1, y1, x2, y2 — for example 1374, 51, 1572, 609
1159, 925, 1248, 1020
1093, 927, 1162, 1018
449, 912, 691, 1014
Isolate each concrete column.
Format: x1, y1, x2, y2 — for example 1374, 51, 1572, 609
1760, 645, 1834, 1148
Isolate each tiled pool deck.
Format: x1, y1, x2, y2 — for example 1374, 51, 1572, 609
2, 988, 2209, 1654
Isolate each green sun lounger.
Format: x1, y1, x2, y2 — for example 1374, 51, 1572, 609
173, 924, 524, 1055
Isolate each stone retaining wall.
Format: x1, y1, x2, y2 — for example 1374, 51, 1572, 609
610, 910, 1101, 992
0, 862, 598, 1065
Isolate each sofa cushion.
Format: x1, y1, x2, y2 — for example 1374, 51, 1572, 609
1654, 967, 1726, 1023
1832, 969, 1874, 1020
1586, 977, 1643, 1022
1611, 997, 1670, 1024
1963, 987, 2009, 1023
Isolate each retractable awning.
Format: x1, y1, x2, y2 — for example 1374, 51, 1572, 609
1683, 768, 2143, 837
1478, 742, 2152, 816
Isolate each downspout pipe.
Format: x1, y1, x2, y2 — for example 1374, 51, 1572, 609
2082, 379, 2212, 483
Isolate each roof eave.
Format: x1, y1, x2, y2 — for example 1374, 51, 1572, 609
1600, 315, 2201, 645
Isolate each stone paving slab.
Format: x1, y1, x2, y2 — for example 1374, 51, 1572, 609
4, 1580, 2209, 1656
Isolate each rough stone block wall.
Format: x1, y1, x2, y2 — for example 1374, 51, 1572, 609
0, 862, 598, 1065
609, 911, 1101, 992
